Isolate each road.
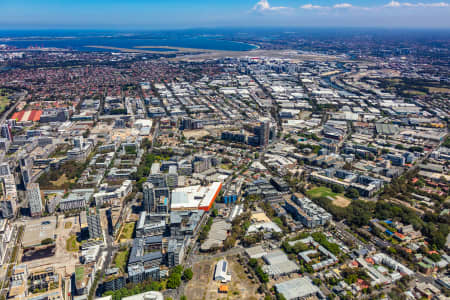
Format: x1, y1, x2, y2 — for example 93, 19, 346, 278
0, 225, 18, 295
94, 118, 160, 296
0, 91, 27, 124
189, 246, 245, 265
249, 73, 282, 132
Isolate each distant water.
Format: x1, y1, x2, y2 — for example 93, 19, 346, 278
0, 31, 257, 52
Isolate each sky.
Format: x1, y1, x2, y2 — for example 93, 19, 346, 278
0, 0, 449, 29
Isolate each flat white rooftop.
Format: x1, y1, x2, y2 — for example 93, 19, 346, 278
171, 182, 222, 211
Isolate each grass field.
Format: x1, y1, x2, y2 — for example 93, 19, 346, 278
114, 250, 129, 272
119, 222, 135, 240
66, 235, 80, 252
50, 174, 76, 187
219, 163, 233, 170
0, 96, 10, 114
307, 186, 351, 207
306, 186, 339, 199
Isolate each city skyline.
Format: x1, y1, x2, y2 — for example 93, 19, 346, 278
1, 0, 450, 29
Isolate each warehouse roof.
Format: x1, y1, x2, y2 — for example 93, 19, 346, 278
171, 182, 222, 211
275, 277, 323, 300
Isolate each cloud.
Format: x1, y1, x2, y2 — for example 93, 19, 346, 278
299, 1, 449, 11
384, 1, 449, 7
253, 0, 289, 12
333, 3, 353, 8
300, 3, 354, 9
385, 0, 401, 6
300, 4, 326, 9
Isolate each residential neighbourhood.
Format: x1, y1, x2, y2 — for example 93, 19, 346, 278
0, 33, 449, 300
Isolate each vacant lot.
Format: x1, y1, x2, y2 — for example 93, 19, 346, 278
184, 256, 260, 300
183, 129, 210, 139
226, 256, 261, 300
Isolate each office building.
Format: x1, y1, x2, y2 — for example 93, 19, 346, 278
127, 236, 163, 283
27, 183, 43, 217
255, 119, 270, 146
87, 213, 102, 239
19, 156, 31, 186
143, 182, 170, 213
166, 165, 178, 188
136, 211, 166, 237
143, 182, 155, 213
0, 138, 10, 152
0, 163, 11, 176
166, 239, 184, 267
0, 174, 18, 219
0, 124, 12, 141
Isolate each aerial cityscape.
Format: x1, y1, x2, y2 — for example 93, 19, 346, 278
0, 1, 449, 300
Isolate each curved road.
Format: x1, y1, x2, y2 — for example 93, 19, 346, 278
0, 91, 27, 124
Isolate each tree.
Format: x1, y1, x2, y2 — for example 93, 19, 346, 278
345, 188, 359, 199
171, 265, 183, 275
182, 268, 193, 281
343, 162, 352, 170
166, 273, 181, 289
249, 258, 258, 268
180, 296, 187, 300
276, 293, 287, 300
331, 184, 345, 193
223, 236, 236, 250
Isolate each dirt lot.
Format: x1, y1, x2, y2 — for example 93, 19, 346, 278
183, 129, 210, 139
23, 216, 80, 276
184, 256, 261, 300
332, 196, 351, 208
